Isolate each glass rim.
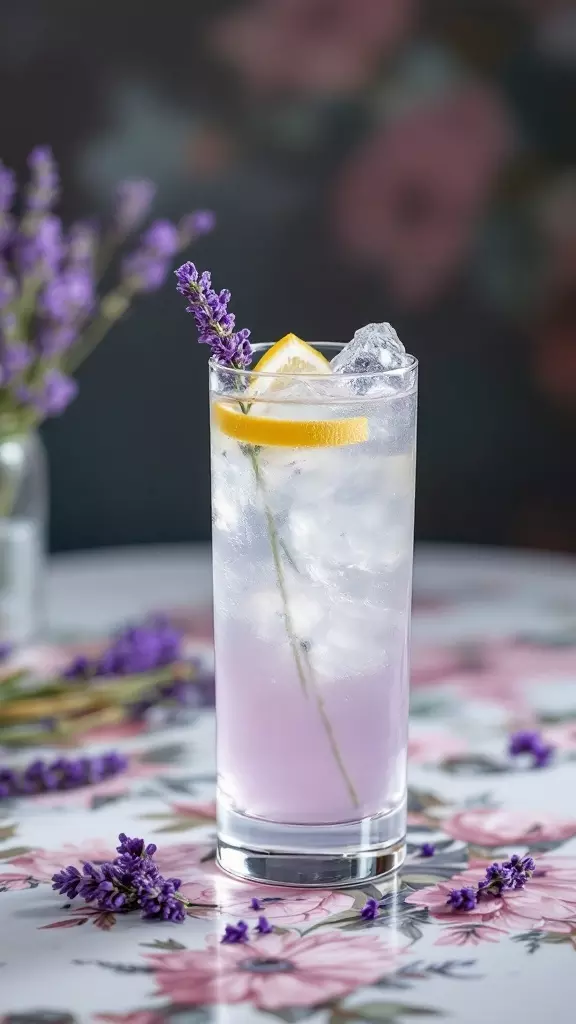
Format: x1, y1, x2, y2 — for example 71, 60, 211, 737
209, 341, 418, 381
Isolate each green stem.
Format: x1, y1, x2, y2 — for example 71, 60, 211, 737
65, 288, 133, 374
302, 647, 360, 809
249, 450, 308, 697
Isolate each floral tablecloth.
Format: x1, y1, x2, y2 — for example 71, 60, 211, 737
1, 546, 576, 1024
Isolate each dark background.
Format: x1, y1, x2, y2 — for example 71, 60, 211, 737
1, 0, 575, 553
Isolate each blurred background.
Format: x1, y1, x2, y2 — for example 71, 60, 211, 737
1, 0, 575, 555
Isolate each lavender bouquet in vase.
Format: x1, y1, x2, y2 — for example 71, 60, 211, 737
0, 146, 213, 645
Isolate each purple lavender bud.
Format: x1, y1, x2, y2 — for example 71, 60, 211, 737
255, 915, 273, 934
250, 897, 262, 910
508, 730, 554, 769
40, 267, 94, 322
420, 843, 435, 858
140, 879, 187, 922
18, 214, 64, 275
37, 324, 77, 356
221, 920, 249, 944
67, 221, 98, 270
26, 146, 59, 212
175, 261, 252, 368
0, 642, 11, 661
114, 179, 156, 233
447, 887, 477, 911
30, 369, 78, 417
0, 260, 17, 309
52, 865, 83, 899
0, 162, 16, 211
360, 897, 379, 921
1, 342, 32, 380
179, 210, 215, 242
122, 250, 170, 293
142, 220, 180, 257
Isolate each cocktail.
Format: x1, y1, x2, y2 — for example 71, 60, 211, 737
176, 265, 417, 887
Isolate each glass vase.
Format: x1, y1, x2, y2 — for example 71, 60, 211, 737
210, 343, 417, 887
0, 427, 47, 646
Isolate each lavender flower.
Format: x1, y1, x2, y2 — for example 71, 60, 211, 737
0, 161, 16, 212
447, 887, 478, 911
509, 730, 554, 769
114, 180, 156, 234
0, 751, 127, 799
67, 221, 98, 270
17, 214, 64, 275
255, 915, 273, 934
179, 210, 216, 242
52, 832, 206, 924
360, 897, 379, 921
0, 259, 16, 308
221, 920, 249, 944
37, 324, 76, 356
250, 897, 263, 910
420, 843, 435, 858
1, 342, 32, 381
40, 268, 94, 322
28, 368, 78, 416
175, 261, 252, 368
26, 146, 59, 212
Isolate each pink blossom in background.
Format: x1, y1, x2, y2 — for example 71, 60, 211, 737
165, 800, 216, 822
442, 808, 576, 847
211, 0, 416, 96
333, 84, 513, 305
9, 840, 115, 881
149, 930, 400, 1009
408, 731, 467, 765
179, 878, 354, 925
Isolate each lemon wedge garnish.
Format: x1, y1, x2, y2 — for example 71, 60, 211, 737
213, 333, 369, 448
248, 333, 331, 400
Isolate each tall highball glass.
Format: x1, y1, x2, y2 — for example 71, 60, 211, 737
211, 343, 417, 886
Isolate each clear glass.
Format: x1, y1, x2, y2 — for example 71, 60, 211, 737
210, 343, 417, 886
0, 428, 47, 645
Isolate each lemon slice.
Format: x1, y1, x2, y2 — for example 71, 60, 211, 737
213, 403, 368, 448
248, 333, 331, 401
214, 333, 368, 448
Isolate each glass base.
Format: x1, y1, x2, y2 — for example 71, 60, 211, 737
217, 800, 406, 887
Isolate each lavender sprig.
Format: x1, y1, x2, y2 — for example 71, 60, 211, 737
445, 854, 537, 912
0, 751, 127, 799
175, 261, 252, 367
52, 831, 212, 923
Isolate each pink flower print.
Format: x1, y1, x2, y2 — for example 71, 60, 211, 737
406, 856, 576, 941
408, 731, 467, 766
179, 878, 354, 925
9, 840, 115, 881
441, 809, 576, 848
0, 872, 37, 892
543, 722, 576, 752
434, 923, 510, 946
211, 0, 416, 96
149, 930, 400, 1009
334, 84, 513, 305
154, 842, 215, 880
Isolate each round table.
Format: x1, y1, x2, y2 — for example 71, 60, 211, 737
1, 542, 575, 1024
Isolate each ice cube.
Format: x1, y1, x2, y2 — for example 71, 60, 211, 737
330, 323, 410, 394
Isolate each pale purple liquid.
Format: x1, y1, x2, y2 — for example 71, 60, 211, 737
216, 621, 409, 824
211, 388, 416, 834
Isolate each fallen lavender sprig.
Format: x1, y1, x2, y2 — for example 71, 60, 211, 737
0, 751, 127, 798
360, 897, 379, 921
52, 832, 214, 923
508, 730, 554, 769
446, 854, 536, 912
